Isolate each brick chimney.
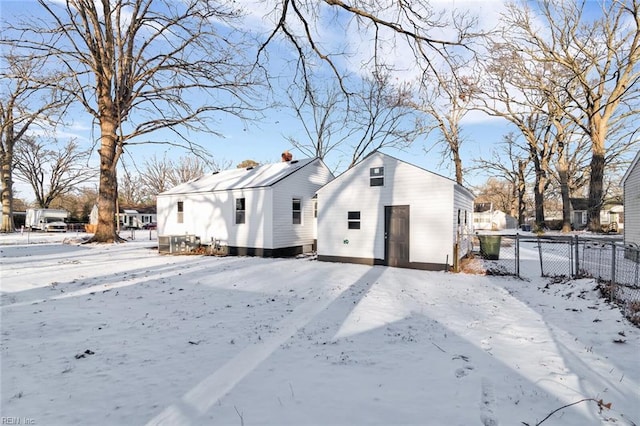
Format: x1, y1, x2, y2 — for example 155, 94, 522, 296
281, 150, 293, 162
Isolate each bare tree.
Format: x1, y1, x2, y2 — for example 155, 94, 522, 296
0, 54, 69, 232
473, 177, 529, 220
472, 132, 531, 226
285, 82, 352, 163
346, 70, 423, 168
13, 136, 97, 208
118, 166, 147, 206
138, 155, 173, 197
54, 185, 99, 222
502, 0, 640, 231
138, 154, 213, 198
4, 0, 260, 242
417, 64, 479, 184
475, 47, 561, 229
237, 159, 259, 168
172, 156, 209, 185
258, 0, 478, 94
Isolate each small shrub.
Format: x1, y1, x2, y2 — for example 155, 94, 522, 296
626, 301, 640, 327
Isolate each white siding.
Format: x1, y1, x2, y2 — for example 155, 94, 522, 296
317, 152, 470, 266
271, 160, 334, 249
157, 188, 272, 247
157, 158, 333, 251
624, 156, 640, 246
453, 185, 474, 259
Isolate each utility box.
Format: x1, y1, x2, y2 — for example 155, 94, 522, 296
158, 235, 201, 254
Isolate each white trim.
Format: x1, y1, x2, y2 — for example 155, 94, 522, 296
622, 150, 640, 185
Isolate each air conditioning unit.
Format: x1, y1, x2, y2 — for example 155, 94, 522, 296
158, 235, 201, 254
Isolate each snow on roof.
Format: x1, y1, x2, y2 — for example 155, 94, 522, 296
160, 158, 316, 195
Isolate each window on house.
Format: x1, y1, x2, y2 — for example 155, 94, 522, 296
348, 211, 361, 229
292, 198, 302, 224
177, 201, 184, 224
313, 199, 318, 218
370, 167, 384, 186
236, 198, 245, 224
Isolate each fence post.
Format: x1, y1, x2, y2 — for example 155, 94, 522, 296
574, 235, 579, 277
611, 242, 616, 285
515, 233, 520, 278
538, 236, 544, 277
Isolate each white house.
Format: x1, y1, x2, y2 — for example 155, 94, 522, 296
157, 157, 334, 256
316, 152, 475, 271
473, 203, 517, 231
622, 150, 640, 248
119, 206, 157, 229
87, 204, 157, 231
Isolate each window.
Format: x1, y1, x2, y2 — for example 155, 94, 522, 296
292, 198, 302, 224
235, 198, 245, 224
313, 199, 318, 218
348, 211, 361, 229
177, 201, 184, 223
370, 167, 384, 186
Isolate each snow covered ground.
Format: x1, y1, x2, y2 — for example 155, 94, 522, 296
1, 231, 638, 425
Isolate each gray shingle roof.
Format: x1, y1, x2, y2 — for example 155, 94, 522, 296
160, 158, 316, 195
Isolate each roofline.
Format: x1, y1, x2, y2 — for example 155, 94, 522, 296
621, 150, 640, 185
319, 151, 474, 197
157, 157, 330, 197
157, 184, 273, 197
268, 157, 331, 187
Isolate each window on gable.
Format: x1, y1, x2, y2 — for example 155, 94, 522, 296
236, 198, 246, 224
292, 198, 302, 224
177, 201, 184, 224
370, 167, 384, 186
348, 211, 361, 229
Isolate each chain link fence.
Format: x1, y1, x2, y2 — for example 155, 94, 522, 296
472, 233, 640, 326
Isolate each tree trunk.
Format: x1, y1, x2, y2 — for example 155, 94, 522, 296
533, 160, 546, 230
558, 154, 572, 233
534, 181, 545, 230
1, 148, 15, 233
517, 160, 526, 226
452, 143, 463, 185
93, 116, 120, 243
509, 182, 518, 218
587, 135, 605, 232
1, 118, 15, 233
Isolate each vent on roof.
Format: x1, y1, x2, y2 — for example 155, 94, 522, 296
290, 160, 298, 164
212, 171, 219, 175
246, 166, 255, 170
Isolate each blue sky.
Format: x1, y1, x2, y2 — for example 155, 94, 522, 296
2, 0, 613, 202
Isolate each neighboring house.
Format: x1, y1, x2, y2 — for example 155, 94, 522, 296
157, 157, 334, 256
622, 150, 640, 248
119, 206, 157, 229
473, 203, 517, 230
570, 198, 623, 232
89, 204, 157, 230
316, 152, 474, 271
